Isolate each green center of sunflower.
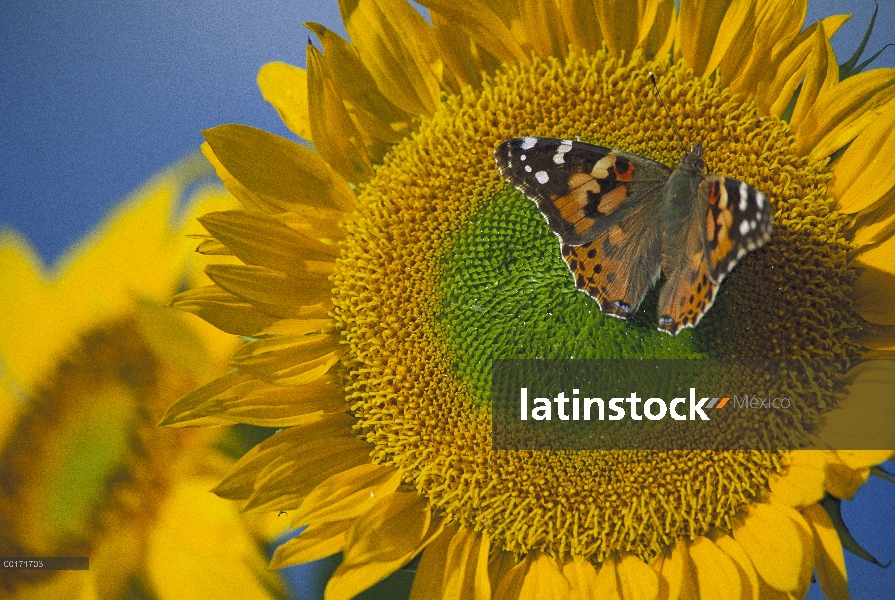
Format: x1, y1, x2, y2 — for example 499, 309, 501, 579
332, 50, 860, 561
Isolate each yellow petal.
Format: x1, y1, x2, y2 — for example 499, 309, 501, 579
802, 503, 849, 600
200, 210, 340, 278
519, 0, 568, 59
305, 22, 410, 151
723, 0, 806, 97
411, 523, 491, 600
518, 552, 571, 600
213, 413, 359, 501
229, 332, 342, 385
493, 554, 530, 599
409, 523, 458, 600
591, 558, 621, 599
824, 451, 871, 499
714, 534, 759, 600
245, 436, 372, 512
733, 501, 803, 592
596, 0, 660, 57
650, 540, 693, 600
642, 0, 676, 60
563, 556, 600, 600
829, 97, 895, 214
306, 43, 375, 184
160, 369, 345, 428
677, 0, 755, 77
170, 285, 282, 336
203, 123, 357, 212
768, 449, 826, 507
688, 536, 743, 600
418, 0, 528, 65
338, 0, 440, 117
270, 519, 352, 568
789, 24, 838, 131
327, 492, 443, 600
853, 265, 895, 325
205, 264, 332, 319
294, 464, 401, 526
559, 0, 604, 57
147, 478, 285, 600
797, 67, 895, 160
257, 61, 311, 140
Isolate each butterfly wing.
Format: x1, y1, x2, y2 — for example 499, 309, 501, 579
657, 175, 772, 335
495, 137, 670, 318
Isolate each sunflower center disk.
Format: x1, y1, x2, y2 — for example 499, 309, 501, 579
332, 51, 858, 560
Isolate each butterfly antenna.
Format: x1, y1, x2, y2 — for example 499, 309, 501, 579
649, 72, 689, 154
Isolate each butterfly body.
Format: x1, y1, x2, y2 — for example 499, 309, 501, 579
494, 137, 772, 335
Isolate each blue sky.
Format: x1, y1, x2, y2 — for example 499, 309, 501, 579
1, 1, 893, 598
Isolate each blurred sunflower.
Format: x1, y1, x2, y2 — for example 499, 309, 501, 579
162, 1, 895, 599
0, 155, 286, 599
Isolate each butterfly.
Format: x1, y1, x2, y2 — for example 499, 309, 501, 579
493, 137, 772, 335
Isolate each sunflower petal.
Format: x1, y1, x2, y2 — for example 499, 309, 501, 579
768, 449, 826, 507
559, 0, 604, 57
326, 492, 443, 600
160, 369, 345, 428
677, 0, 755, 77
519, 0, 568, 59
270, 519, 352, 568
830, 97, 895, 214
714, 534, 759, 600
205, 264, 333, 319
293, 464, 401, 526
338, 0, 440, 117
417, 0, 528, 64
853, 265, 895, 325
651, 540, 691, 600
200, 211, 339, 277
203, 124, 357, 213
306, 44, 375, 184
688, 536, 743, 600
229, 332, 343, 385
802, 503, 849, 600
789, 25, 838, 131
257, 62, 312, 140
824, 451, 872, 499
797, 68, 895, 159
245, 436, 372, 512
518, 552, 571, 600
596, 0, 657, 57
170, 285, 281, 336
563, 556, 599, 600
733, 501, 804, 592
411, 523, 491, 600
305, 22, 411, 140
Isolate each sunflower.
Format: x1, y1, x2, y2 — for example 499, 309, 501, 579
0, 155, 286, 599
163, 1, 895, 598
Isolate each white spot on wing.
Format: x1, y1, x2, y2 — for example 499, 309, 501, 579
739, 220, 750, 236
756, 192, 765, 209
535, 171, 549, 184
739, 182, 749, 211
521, 137, 537, 150
520, 154, 527, 161
525, 165, 532, 173
553, 153, 565, 164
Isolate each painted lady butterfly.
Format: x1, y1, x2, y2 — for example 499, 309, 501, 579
494, 137, 772, 335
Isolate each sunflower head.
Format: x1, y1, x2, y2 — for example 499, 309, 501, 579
166, 1, 895, 598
